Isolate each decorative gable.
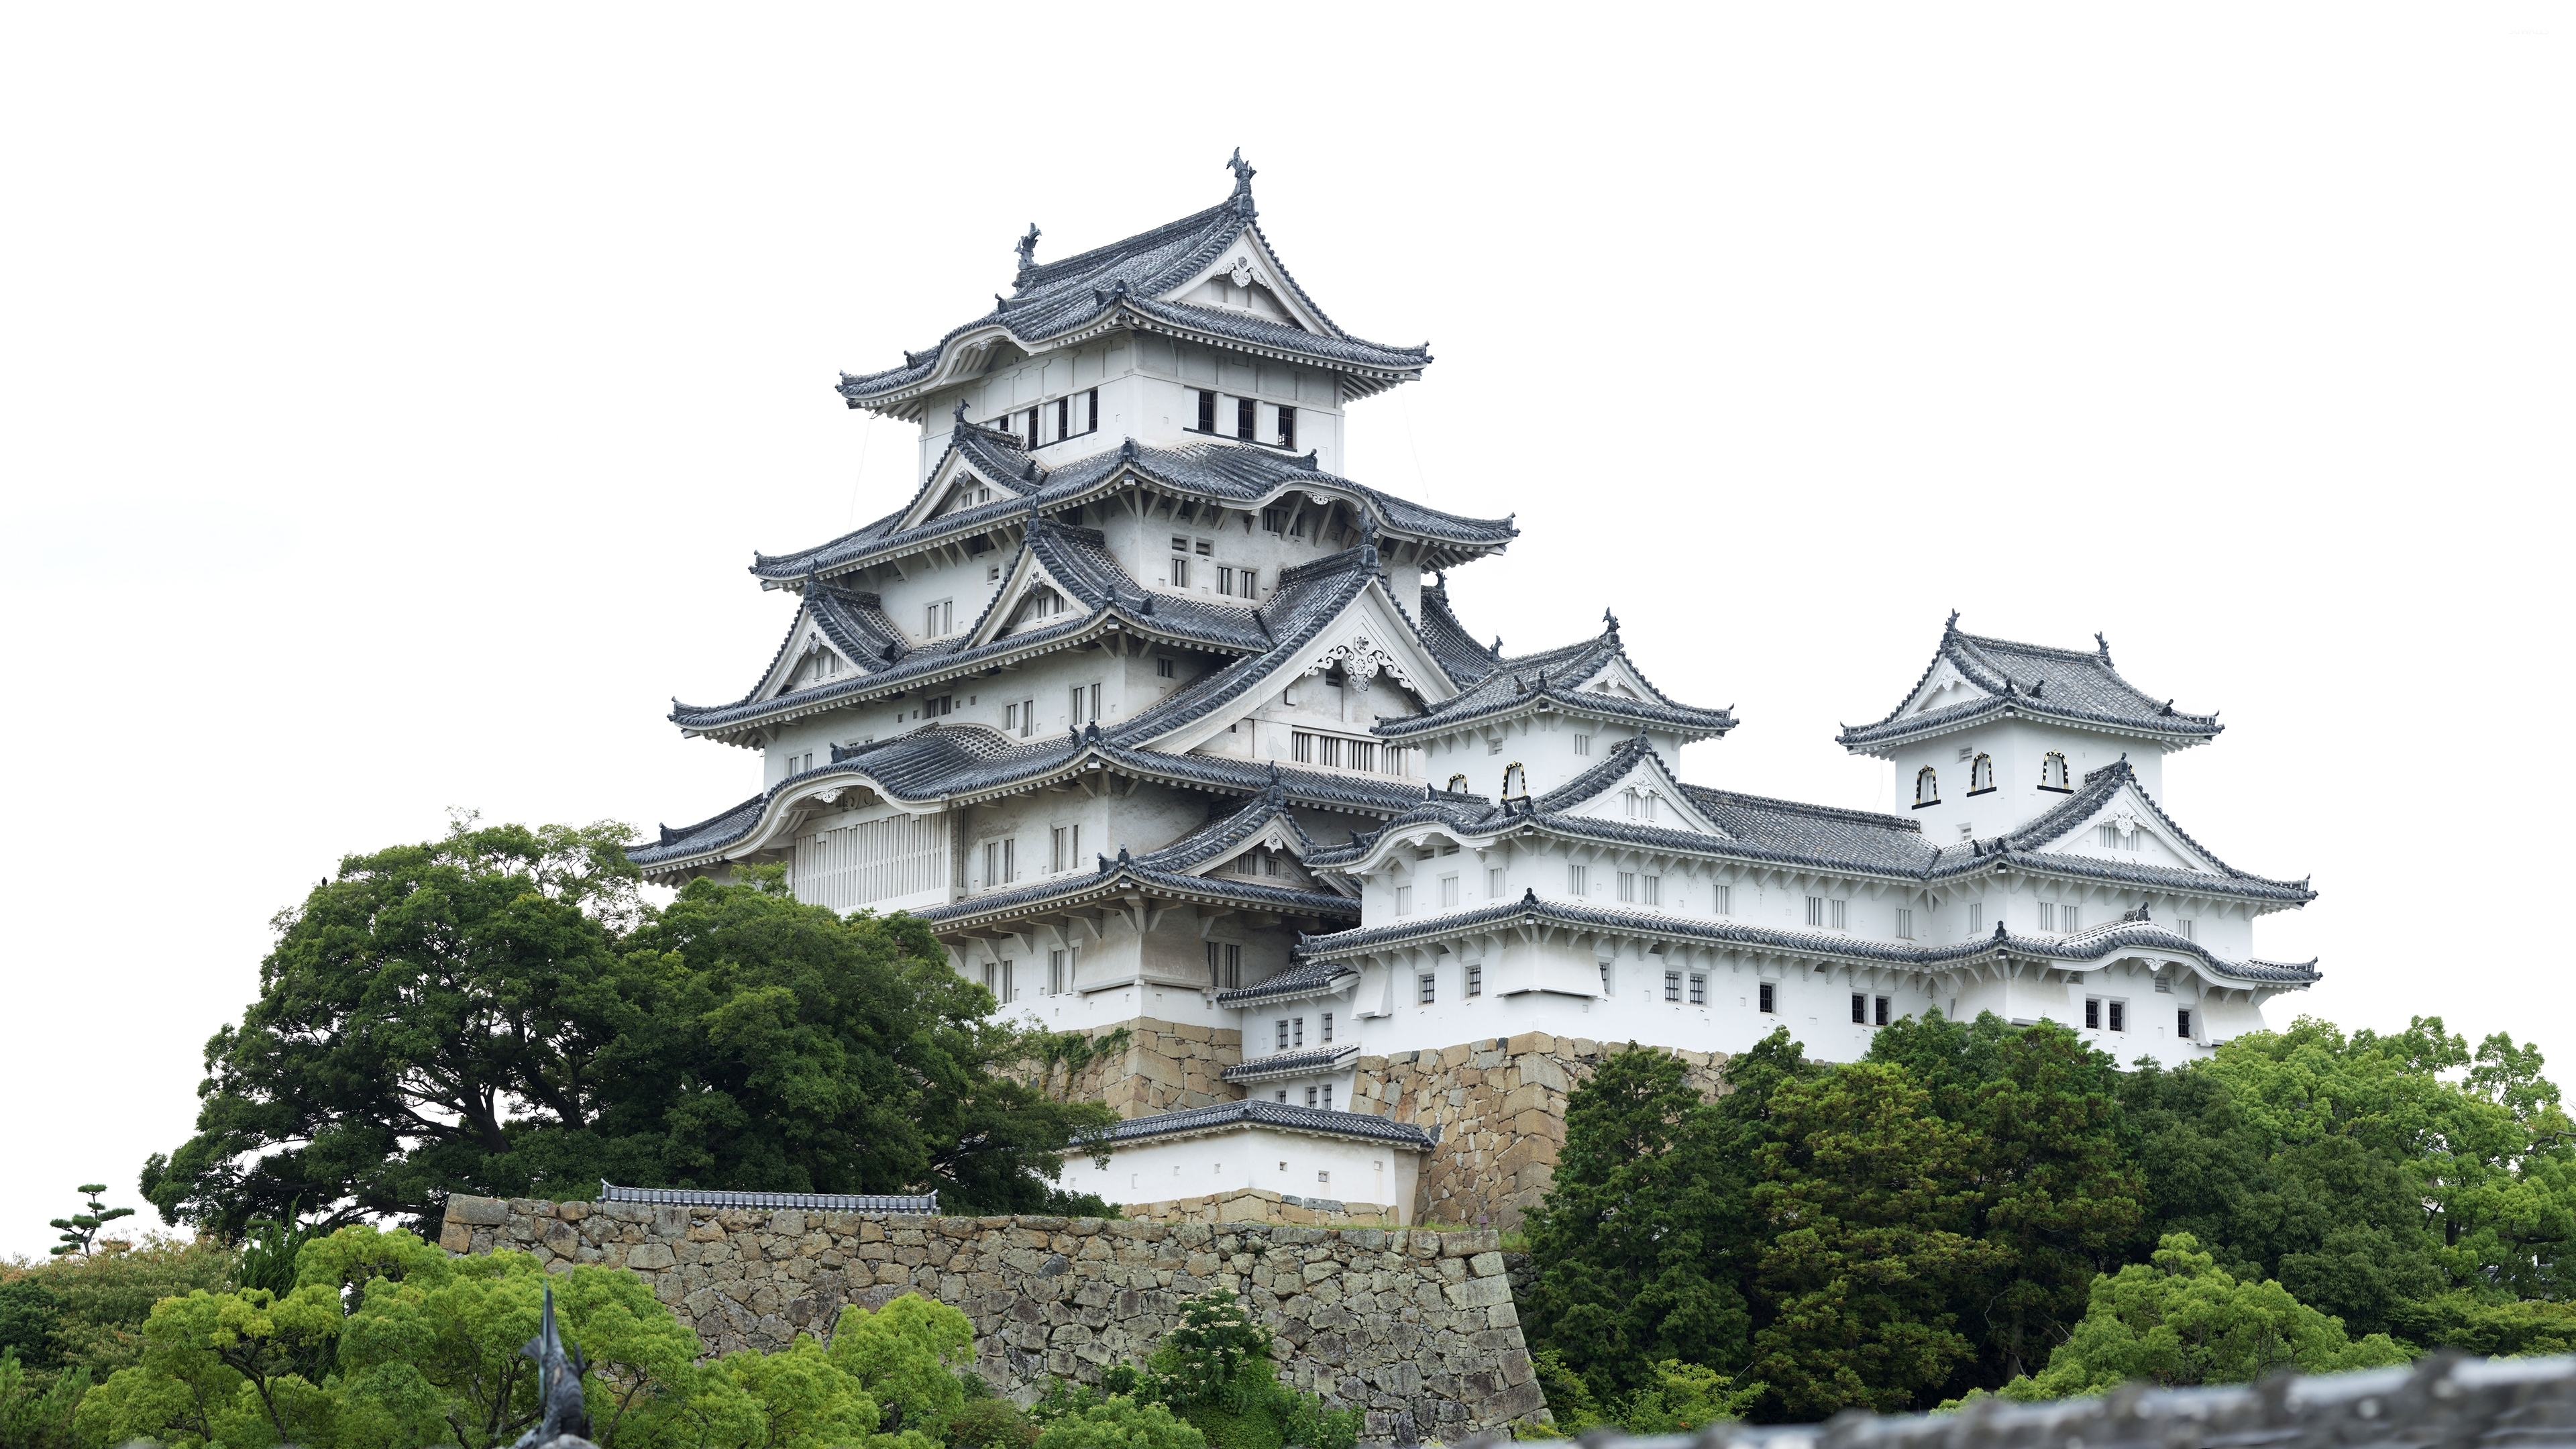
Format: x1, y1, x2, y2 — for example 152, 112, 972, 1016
1200, 835, 1318, 891
896, 445, 1026, 533
1909, 658, 1983, 716
1560, 749, 1731, 840
763, 628, 856, 702
1162, 235, 1326, 335
2053, 785, 2216, 874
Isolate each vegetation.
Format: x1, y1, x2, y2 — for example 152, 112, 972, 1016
141, 820, 1119, 1240
47, 1191, 134, 1263
1523, 1013, 2576, 1424
1026, 1292, 1357, 1449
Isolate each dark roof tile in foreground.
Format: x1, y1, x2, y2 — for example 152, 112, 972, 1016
600, 1183, 938, 1213
1216, 957, 1361, 1008
1839, 616, 2223, 751
1222, 1045, 1361, 1083
1095, 1099, 1434, 1149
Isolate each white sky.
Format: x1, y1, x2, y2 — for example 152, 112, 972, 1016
2, 5, 2568, 1258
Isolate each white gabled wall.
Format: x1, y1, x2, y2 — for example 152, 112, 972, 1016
1070, 1124, 1421, 1221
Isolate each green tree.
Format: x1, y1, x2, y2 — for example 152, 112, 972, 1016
143, 823, 1118, 1238
1745, 1060, 1997, 1419
1030, 1396, 1204, 1449
824, 1294, 976, 1438
2008, 1233, 2408, 1397
46, 1187, 133, 1260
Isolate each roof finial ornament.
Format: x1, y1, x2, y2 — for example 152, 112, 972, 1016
1603, 607, 1620, 635
1357, 511, 1379, 569
1945, 608, 1961, 633
953, 398, 971, 425
2094, 631, 2112, 663
1491, 635, 1504, 658
1015, 223, 1041, 273
1226, 147, 1257, 211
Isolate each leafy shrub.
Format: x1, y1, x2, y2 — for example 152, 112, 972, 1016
947, 1395, 1039, 1449
1031, 1396, 1205, 1449
0, 1349, 87, 1449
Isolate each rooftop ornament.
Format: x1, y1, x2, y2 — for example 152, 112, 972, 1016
1015, 223, 1041, 274
1226, 147, 1257, 214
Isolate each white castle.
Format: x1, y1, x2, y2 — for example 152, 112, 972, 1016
634, 156, 2318, 1226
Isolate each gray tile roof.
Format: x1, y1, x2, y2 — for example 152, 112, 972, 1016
1839, 614, 2224, 752
1214, 957, 1362, 1009
1222, 1044, 1362, 1083
1375, 619, 1734, 741
1295, 890, 2318, 987
1414, 574, 1504, 686
749, 434, 1515, 586
599, 1183, 940, 1212
916, 841, 1358, 932
839, 171, 1430, 415
1095, 1098, 1434, 1149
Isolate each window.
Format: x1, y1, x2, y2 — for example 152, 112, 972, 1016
1055, 396, 1069, 441
1573, 734, 1592, 757
1083, 388, 1098, 433
1236, 396, 1256, 439
1466, 964, 1483, 996
1968, 903, 1984, 934
2037, 902, 2057, 931
1051, 824, 1081, 872
1024, 408, 1038, 445
1322, 1085, 1334, 1112
1915, 766, 1940, 807
2108, 1000, 2125, 1032
2065, 906, 2081, 932
1567, 864, 1587, 896
1238, 568, 1258, 598
1688, 973, 1707, 1005
1440, 875, 1460, 908
1487, 867, 1505, 898
1262, 506, 1285, 533
1215, 566, 1234, 596
1970, 754, 1996, 794
981, 839, 1016, 888
1005, 700, 1020, 735
1321, 1012, 1333, 1042
1071, 682, 1102, 723
1277, 405, 1297, 449
1171, 554, 1190, 588
1383, 743, 1409, 776
2177, 1007, 2195, 1038
1618, 871, 1638, 903
1851, 992, 1867, 1024
1275, 1018, 1290, 1049
1418, 973, 1436, 1005
1293, 1017, 1305, 1047
2099, 824, 2121, 849
2041, 752, 2072, 791
1502, 761, 1527, 796
1393, 884, 1413, 914
922, 694, 952, 718
1156, 657, 1176, 680
1831, 899, 1849, 930
1758, 981, 1776, 1014
1599, 961, 1613, 996
1292, 732, 1314, 763
1348, 741, 1377, 772
1318, 737, 1342, 767
1049, 949, 1069, 995
1305, 1087, 1317, 1108
1805, 896, 1825, 926
1713, 883, 1733, 916
2085, 997, 2101, 1030
1896, 908, 1915, 939
1665, 971, 1683, 1002
2176, 918, 2196, 941
925, 600, 955, 637
1195, 389, 1216, 432
1642, 875, 1662, 906
1875, 995, 1892, 1026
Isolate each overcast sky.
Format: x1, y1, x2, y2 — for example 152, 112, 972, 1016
3, 5, 2567, 1258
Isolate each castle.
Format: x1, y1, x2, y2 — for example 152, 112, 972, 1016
631, 155, 2319, 1228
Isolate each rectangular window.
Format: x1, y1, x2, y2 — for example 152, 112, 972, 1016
1236, 396, 1255, 439
1049, 949, 1067, 995
1005, 701, 1020, 733
1488, 867, 1505, 899
1321, 1012, 1333, 1042
1466, 964, 1483, 997
1277, 405, 1297, 449
1805, 896, 1825, 927
1216, 566, 1234, 596
923, 694, 951, 717
1440, 875, 1460, 908
1157, 656, 1176, 679
2085, 997, 2102, 1030
1000, 959, 1014, 1002
924, 600, 954, 637
1688, 973, 1708, 1005
2065, 906, 2081, 932
1318, 736, 1342, 767
1968, 903, 1984, 934
1664, 971, 1683, 1002
1568, 864, 1587, 896
1829, 899, 1849, 930
2100, 824, 2121, 849
1050, 824, 1081, 872
1714, 883, 1733, 916
1896, 908, 1915, 939
1305, 1087, 1317, 1108
2176, 918, 2195, 941
1196, 389, 1216, 432
1084, 388, 1098, 432
1275, 1018, 1289, 1049
1055, 396, 1069, 441
1419, 973, 1436, 1006
2108, 1000, 2126, 1032
2178, 1008, 2194, 1038
1642, 875, 1661, 906
1395, 885, 1411, 915
1262, 506, 1285, 533
2038, 902, 2057, 931
1023, 407, 1038, 445
1293, 1017, 1305, 1047
1348, 741, 1377, 772
1171, 555, 1190, 588
1573, 734, 1592, 757
1851, 993, 1868, 1024
1874, 995, 1891, 1026
1322, 1083, 1333, 1112
1599, 961, 1613, 996
1290, 731, 1315, 763
1617, 871, 1638, 903
1759, 981, 1777, 1014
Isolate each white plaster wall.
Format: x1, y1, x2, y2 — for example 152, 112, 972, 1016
1887, 721, 2168, 845
1071, 1124, 1420, 1220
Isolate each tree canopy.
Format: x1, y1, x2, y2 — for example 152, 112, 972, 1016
1523, 1012, 2576, 1424
142, 820, 1115, 1238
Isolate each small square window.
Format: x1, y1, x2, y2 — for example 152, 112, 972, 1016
1157, 657, 1175, 678
1663, 971, 1682, 1002
2178, 1007, 2194, 1038
1874, 995, 1891, 1026
2108, 1000, 2126, 1032
2085, 998, 2102, 1030
1688, 973, 1707, 1005
1758, 981, 1776, 1014
1418, 973, 1437, 1006
1851, 993, 1867, 1024
1466, 964, 1483, 997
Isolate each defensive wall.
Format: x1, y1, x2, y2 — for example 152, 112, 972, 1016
441, 1195, 1546, 1443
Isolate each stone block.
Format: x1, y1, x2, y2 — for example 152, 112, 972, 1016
1442, 1274, 1511, 1309
447, 1195, 510, 1226
628, 1242, 678, 1271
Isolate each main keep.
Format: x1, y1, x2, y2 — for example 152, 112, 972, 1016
633, 157, 2318, 1227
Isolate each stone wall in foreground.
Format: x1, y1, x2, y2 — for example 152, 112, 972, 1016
441, 1196, 1544, 1443
1118, 1187, 1400, 1228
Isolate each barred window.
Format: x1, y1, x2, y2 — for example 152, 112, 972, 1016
1758, 982, 1776, 1014
1664, 971, 1682, 1002
1688, 973, 1707, 1005
1466, 964, 1483, 997
1419, 973, 1437, 1006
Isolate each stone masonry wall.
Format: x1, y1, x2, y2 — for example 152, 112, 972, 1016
1053, 1017, 1242, 1118
441, 1197, 1544, 1443
1350, 1033, 1728, 1230
1119, 1187, 1399, 1228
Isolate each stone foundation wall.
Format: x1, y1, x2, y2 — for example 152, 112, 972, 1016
1053, 1017, 1242, 1118
1350, 1033, 1728, 1229
441, 1197, 1544, 1443
1118, 1187, 1399, 1228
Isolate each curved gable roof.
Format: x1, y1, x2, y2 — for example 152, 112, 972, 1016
1841, 616, 2222, 753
